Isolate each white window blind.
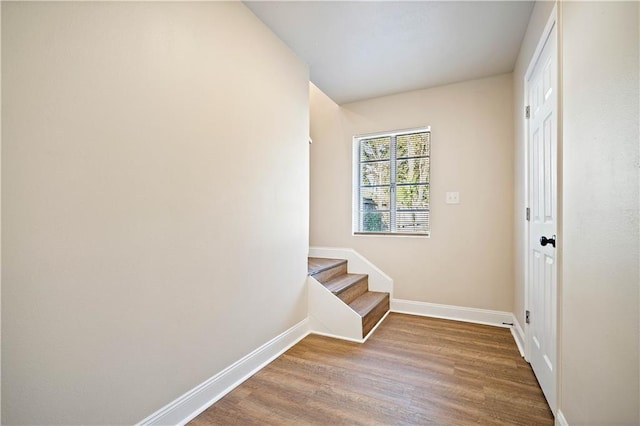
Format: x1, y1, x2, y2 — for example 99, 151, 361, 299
354, 128, 430, 236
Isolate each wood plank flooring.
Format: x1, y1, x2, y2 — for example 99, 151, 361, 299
190, 313, 553, 425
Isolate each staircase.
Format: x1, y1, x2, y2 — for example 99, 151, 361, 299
308, 257, 390, 338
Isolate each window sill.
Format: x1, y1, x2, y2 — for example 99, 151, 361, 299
353, 232, 430, 238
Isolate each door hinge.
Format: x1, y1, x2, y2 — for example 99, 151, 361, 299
526, 207, 530, 221
525, 310, 531, 324
525, 105, 530, 119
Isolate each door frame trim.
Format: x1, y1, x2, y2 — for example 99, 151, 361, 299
522, 2, 559, 413
523, 3, 557, 360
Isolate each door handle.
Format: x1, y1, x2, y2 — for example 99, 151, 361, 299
540, 235, 556, 248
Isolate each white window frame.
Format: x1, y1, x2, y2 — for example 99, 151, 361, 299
352, 126, 431, 237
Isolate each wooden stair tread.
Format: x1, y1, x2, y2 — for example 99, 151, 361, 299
349, 291, 388, 317
308, 257, 347, 276
308, 256, 389, 338
323, 273, 367, 294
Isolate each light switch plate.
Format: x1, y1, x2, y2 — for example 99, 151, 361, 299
446, 191, 460, 204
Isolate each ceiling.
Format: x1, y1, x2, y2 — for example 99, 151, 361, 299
245, 1, 535, 105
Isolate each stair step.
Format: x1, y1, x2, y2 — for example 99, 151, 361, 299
308, 257, 348, 283
323, 273, 368, 304
308, 256, 390, 339
349, 291, 390, 338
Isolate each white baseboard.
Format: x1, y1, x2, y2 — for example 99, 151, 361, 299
310, 309, 392, 344
556, 409, 569, 426
137, 319, 310, 426
511, 315, 526, 357
391, 298, 513, 328
310, 329, 364, 343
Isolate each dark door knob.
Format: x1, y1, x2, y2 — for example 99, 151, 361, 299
540, 235, 556, 248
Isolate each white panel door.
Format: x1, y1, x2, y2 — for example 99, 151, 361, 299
528, 23, 557, 414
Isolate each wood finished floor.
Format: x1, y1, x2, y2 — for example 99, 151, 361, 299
190, 313, 553, 425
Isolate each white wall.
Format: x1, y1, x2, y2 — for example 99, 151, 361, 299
310, 74, 515, 312
512, 0, 556, 330
2, 2, 309, 424
560, 1, 639, 423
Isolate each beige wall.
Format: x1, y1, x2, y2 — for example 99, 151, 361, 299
560, 1, 639, 423
512, 0, 556, 329
310, 74, 515, 312
2, 2, 309, 424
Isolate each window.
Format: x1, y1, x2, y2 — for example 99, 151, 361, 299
353, 127, 430, 236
